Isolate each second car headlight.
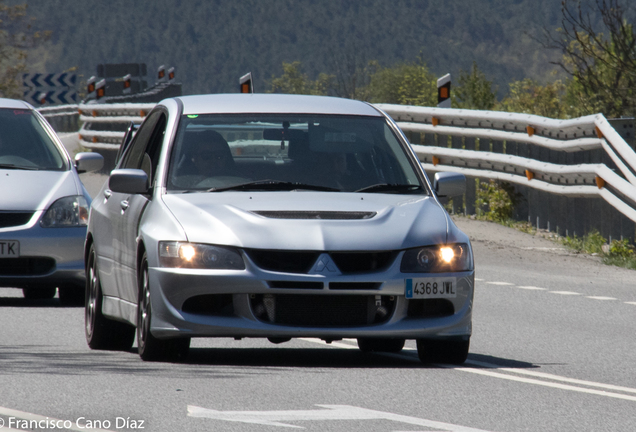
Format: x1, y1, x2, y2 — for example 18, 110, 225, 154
40, 196, 89, 228
158, 242, 245, 269
400, 243, 472, 273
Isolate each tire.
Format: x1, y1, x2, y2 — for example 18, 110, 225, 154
58, 285, 85, 307
137, 252, 190, 362
22, 286, 57, 300
357, 338, 405, 353
85, 244, 135, 351
416, 338, 470, 365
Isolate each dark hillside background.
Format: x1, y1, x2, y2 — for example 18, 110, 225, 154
14, 0, 571, 96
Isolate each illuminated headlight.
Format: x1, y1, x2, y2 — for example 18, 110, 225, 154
158, 242, 245, 269
400, 243, 471, 273
40, 196, 89, 228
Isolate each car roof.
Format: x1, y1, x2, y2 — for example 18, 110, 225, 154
0, 98, 33, 110
173, 93, 383, 117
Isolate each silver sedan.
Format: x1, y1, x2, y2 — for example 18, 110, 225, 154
0, 98, 103, 305
85, 94, 474, 363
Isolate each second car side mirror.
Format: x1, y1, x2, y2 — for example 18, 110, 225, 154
75, 152, 104, 174
109, 169, 149, 194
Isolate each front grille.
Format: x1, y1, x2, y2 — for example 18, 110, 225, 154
0, 212, 34, 228
245, 250, 319, 273
250, 294, 396, 327
0, 258, 55, 276
407, 299, 454, 318
253, 211, 376, 220
245, 249, 398, 275
330, 252, 398, 273
181, 294, 234, 316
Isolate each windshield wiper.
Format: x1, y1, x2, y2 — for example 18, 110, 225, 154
0, 163, 39, 171
355, 183, 423, 193
208, 180, 340, 192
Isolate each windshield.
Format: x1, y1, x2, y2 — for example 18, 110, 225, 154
167, 114, 424, 193
0, 108, 66, 171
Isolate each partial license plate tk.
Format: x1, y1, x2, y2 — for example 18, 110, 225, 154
0, 240, 20, 258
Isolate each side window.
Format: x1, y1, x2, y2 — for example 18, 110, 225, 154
121, 112, 161, 170
121, 111, 167, 186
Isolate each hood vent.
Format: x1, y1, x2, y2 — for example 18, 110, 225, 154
253, 211, 376, 220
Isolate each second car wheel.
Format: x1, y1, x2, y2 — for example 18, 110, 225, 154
59, 285, 85, 306
85, 244, 136, 351
137, 252, 190, 362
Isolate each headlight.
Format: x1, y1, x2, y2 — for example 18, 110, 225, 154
400, 243, 471, 273
40, 196, 89, 228
158, 242, 245, 269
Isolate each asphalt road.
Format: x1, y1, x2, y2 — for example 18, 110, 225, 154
0, 134, 634, 432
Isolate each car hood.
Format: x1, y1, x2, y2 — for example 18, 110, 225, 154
0, 169, 80, 211
162, 192, 450, 251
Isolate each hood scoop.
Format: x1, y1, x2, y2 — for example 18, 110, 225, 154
252, 211, 376, 220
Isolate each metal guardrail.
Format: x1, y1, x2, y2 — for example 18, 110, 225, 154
39, 102, 636, 238
375, 104, 636, 228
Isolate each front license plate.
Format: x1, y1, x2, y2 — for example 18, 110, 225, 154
0, 240, 20, 258
405, 278, 457, 299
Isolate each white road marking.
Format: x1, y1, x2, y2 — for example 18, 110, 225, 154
448, 365, 636, 402
624, 302, 636, 306
0, 406, 114, 432
516, 286, 547, 290
485, 281, 515, 286
187, 404, 495, 431
548, 291, 581, 295
474, 278, 484, 281
467, 360, 636, 394
585, 296, 617, 301
301, 339, 636, 403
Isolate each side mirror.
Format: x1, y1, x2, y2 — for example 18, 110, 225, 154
109, 169, 149, 194
434, 172, 466, 198
75, 152, 104, 174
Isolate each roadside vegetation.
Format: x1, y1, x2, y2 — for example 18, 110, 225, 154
472, 179, 636, 270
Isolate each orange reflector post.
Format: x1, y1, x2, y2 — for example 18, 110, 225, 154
431, 117, 439, 127
92, 137, 98, 143
595, 176, 605, 189
595, 126, 604, 139
526, 126, 535, 137
91, 110, 98, 117
525, 170, 534, 180
432, 156, 440, 166
140, 110, 146, 117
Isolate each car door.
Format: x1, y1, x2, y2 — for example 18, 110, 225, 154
110, 111, 167, 304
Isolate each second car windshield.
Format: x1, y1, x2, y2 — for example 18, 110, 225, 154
166, 114, 424, 193
0, 109, 66, 171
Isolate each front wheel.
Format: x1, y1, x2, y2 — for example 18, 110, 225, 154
85, 244, 135, 350
137, 252, 190, 362
416, 338, 470, 365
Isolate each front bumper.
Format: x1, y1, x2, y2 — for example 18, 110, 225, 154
147, 254, 474, 340
0, 220, 87, 289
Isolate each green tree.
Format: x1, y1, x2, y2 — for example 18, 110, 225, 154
268, 61, 334, 96
0, 1, 50, 98
541, 0, 636, 117
498, 78, 567, 118
365, 60, 437, 106
453, 62, 497, 110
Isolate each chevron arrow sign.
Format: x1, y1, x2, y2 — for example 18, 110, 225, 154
23, 89, 77, 105
22, 73, 77, 88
